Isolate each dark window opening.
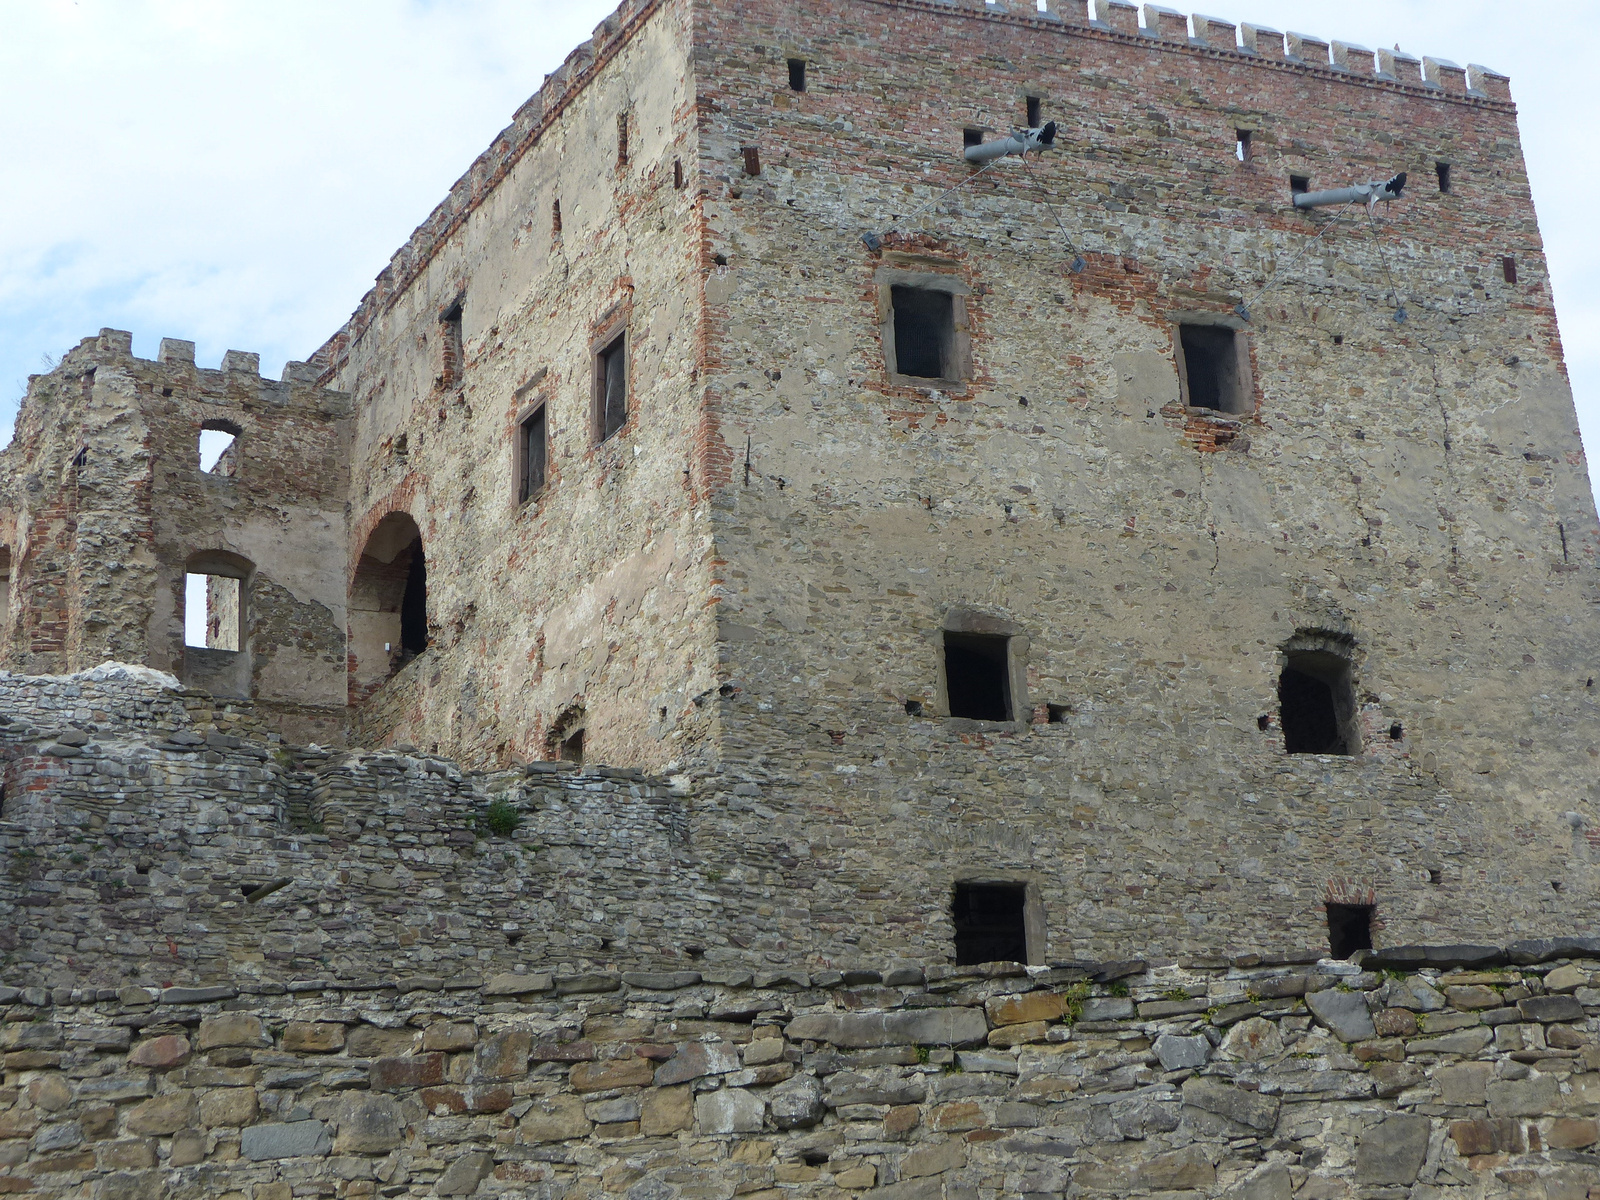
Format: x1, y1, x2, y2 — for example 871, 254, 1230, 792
184, 572, 242, 651
1428, 868, 1442, 884
1026, 95, 1042, 127
1289, 174, 1310, 194
439, 299, 464, 390
891, 286, 956, 380
944, 631, 1011, 721
518, 406, 547, 505
1326, 903, 1373, 960
560, 729, 585, 764
904, 699, 924, 716
1279, 649, 1356, 755
1235, 129, 1251, 162
953, 881, 1028, 966
1333, 334, 1344, 345
1388, 721, 1404, 740
617, 112, 629, 166
787, 58, 806, 91
742, 145, 761, 176
71, 446, 87, 469
673, 158, 683, 189
1435, 161, 1451, 193
1502, 255, 1517, 284
1178, 323, 1248, 414
963, 126, 984, 148
552, 199, 562, 234
1046, 703, 1071, 723
596, 334, 628, 442
399, 538, 428, 660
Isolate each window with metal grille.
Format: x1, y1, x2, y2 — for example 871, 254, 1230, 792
953, 882, 1028, 965
891, 287, 955, 380
595, 334, 628, 442
518, 405, 547, 504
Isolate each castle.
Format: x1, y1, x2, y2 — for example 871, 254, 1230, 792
0, 2, 1596, 1196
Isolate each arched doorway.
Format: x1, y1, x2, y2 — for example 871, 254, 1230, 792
349, 513, 428, 698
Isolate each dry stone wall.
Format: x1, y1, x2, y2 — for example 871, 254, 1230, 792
0, 947, 1598, 1198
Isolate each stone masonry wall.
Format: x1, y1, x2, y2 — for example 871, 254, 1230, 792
0, 944, 1598, 1198
687, 0, 1600, 961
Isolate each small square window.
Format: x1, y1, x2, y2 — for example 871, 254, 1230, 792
595, 334, 628, 443
1177, 323, 1250, 414
944, 631, 1011, 721
1280, 649, 1357, 754
952, 881, 1028, 966
963, 126, 984, 148
1289, 174, 1310, 194
518, 405, 547, 505
1026, 95, 1042, 127
1326, 903, 1374, 960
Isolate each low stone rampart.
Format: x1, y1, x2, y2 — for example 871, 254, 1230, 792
0, 947, 1597, 1198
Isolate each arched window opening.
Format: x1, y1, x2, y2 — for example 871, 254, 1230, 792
1279, 630, 1359, 755
349, 513, 428, 693
199, 420, 241, 477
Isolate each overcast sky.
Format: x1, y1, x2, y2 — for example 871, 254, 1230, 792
3, 0, 1595, 489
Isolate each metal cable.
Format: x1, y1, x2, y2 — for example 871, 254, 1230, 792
881, 159, 1001, 238
1017, 153, 1087, 272
1365, 205, 1410, 322
1237, 204, 1354, 319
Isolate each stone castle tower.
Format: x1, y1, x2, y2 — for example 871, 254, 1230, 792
0, 0, 1594, 969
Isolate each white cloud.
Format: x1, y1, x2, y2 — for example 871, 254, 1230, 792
1, 0, 1595, 495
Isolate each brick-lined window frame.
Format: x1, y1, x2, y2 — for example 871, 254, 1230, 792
438, 294, 465, 391
875, 265, 973, 389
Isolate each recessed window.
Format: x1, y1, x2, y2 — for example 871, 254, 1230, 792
1289, 174, 1310, 194
1326, 903, 1374, 960
787, 58, 806, 92
1502, 255, 1517, 284
552, 199, 562, 235
439, 298, 464, 390
595, 333, 628, 443
953, 881, 1027, 966
1026, 95, 1042, 127
891, 287, 955, 380
742, 145, 761, 176
1235, 129, 1252, 162
944, 631, 1011, 721
517, 405, 547, 505
185, 572, 242, 651
673, 159, 683, 189
1435, 161, 1451, 193
1279, 640, 1358, 755
560, 729, 585, 764
1177, 323, 1250, 414
963, 126, 983, 149
198, 420, 240, 477
617, 113, 629, 166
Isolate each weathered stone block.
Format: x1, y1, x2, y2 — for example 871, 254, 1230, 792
125, 1092, 195, 1136
282, 1021, 346, 1053
345, 1026, 417, 1058
1543, 964, 1590, 992
901, 1140, 964, 1177
196, 1014, 268, 1051
987, 1020, 1049, 1048
985, 991, 1066, 1026
769, 1073, 825, 1129
197, 1088, 258, 1128
1220, 1017, 1282, 1062
1229, 1162, 1292, 1200
1448, 1117, 1525, 1156
1305, 989, 1375, 1042
1355, 1114, 1430, 1184
696, 1087, 764, 1133
743, 1037, 786, 1065
1433, 1061, 1491, 1106
127, 1035, 190, 1070
483, 972, 553, 996
570, 1057, 654, 1092
1373, 1008, 1418, 1037
1181, 1077, 1279, 1131
785, 1008, 987, 1048
1152, 1033, 1209, 1069
473, 1031, 530, 1079
1546, 1117, 1599, 1148
240, 1120, 331, 1161
640, 1085, 693, 1135
654, 1040, 741, 1085
334, 1095, 402, 1153
519, 1095, 591, 1142
369, 1053, 445, 1091
1519, 994, 1585, 1022
1487, 1075, 1559, 1116
436, 1150, 494, 1195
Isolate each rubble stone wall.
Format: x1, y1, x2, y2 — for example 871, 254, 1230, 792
0, 947, 1597, 1199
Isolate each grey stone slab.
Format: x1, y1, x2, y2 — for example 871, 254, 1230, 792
1507, 937, 1600, 965
1078, 997, 1134, 1022
1305, 989, 1376, 1042
695, 1087, 764, 1134
241, 1120, 332, 1161
622, 971, 701, 990
769, 1073, 824, 1128
1355, 1114, 1430, 1185
653, 1040, 741, 1086
1517, 994, 1585, 1022
786, 1007, 988, 1048
1180, 1076, 1280, 1131
436, 1150, 494, 1195
159, 985, 237, 1004
1153, 1033, 1210, 1069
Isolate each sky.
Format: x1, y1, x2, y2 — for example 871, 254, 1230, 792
2, 0, 1596, 489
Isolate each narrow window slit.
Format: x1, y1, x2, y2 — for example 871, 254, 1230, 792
439, 299, 464, 390
1026, 95, 1042, 127
673, 158, 683, 189
518, 405, 547, 505
787, 58, 806, 92
1502, 255, 1517, 284
595, 334, 628, 442
1235, 129, 1251, 162
1436, 161, 1451, 193
742, 145, 761, 176
617, 113, 629, 166
1279, 638, 1358, 755
552, 199, 562, 234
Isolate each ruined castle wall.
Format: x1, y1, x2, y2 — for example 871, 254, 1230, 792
316, 0, 725, 771
0, 949, 1596, 1198
684, 0, 1600, 960
0, 332, 351, 739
